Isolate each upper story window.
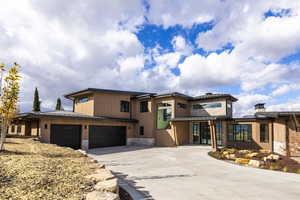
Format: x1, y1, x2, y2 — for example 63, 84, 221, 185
192, 103, 222, 110
260, 124, 269, 143
177, 103, 187, 109
77, 97, 89, 103
11, 125, 15, 133
227, 124, 252, 142
157, 102, 172, 129
120, 101, 130, 112
140, 101, 149, 112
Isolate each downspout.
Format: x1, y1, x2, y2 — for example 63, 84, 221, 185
285, 119, 290, 156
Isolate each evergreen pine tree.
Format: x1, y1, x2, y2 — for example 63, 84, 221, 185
33, 87, 40, 112
55, 97, 62, 111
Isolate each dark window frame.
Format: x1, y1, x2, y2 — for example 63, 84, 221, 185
227, 124, 252, 142
260, 123, 269, 143
17, 125, 22, 133
177, 103, 187, 109
139, 126, 144, 136
120, 100, 130, 112
11, 125, 15, 133
140, 101, 149, 112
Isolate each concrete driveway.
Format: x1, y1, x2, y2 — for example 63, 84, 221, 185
88, 145, 300, 200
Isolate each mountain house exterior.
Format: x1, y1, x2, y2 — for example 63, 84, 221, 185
9, 88, 300, 156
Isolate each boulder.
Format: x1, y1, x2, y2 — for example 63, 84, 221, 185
248, 159, 264, 168
86, 191, 119, 200
259, 149, 271, 154
77, 149, 87, 156
94, 178, 118, 193
246, 152, 258, 158
264, 154, 280, 162
85, 169, 114, 182
235, 158, 250, 165
239, 150, 251, 154
225, 153, 236, 160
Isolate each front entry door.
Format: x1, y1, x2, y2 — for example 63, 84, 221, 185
192, 122, 211, 145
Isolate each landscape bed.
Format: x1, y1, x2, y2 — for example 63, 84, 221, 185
0, 137, 98, 199
209, 148, 300, 174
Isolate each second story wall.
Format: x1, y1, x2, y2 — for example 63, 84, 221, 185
190, 98, 231, 117
93, 92, 131, 118
175, 98, 190, 117
74, 95, 94, 116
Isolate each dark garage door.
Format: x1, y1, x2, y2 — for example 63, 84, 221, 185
50, 124, 81, 149
89, 126, 126, 149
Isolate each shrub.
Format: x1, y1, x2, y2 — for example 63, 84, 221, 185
269, 165, 281, 171
208, 151, 224, 160
297, 169, 300, 174
282, 166, 289, 172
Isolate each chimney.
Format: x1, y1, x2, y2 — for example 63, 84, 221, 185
255, 103, 265, 112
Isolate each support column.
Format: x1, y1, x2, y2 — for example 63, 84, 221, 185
209, 121, 217, 151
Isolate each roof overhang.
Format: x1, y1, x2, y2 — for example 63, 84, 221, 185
64, 88, 151, 100
14, 112, 138, 123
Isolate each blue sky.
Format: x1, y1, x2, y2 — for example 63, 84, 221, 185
1, 0, 300, 116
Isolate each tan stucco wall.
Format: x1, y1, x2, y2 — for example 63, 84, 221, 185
74, 94, 94, 116
131, 98, 155, 138
93, 93, 132, 118
174, 98, 190, 117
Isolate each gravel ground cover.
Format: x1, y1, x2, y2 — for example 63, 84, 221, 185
0, 137, 98, 200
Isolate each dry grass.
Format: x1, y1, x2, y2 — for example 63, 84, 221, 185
0, 137, 99, 200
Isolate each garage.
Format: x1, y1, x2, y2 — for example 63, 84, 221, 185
89, 126, 126, 149
50, 124, 82, 149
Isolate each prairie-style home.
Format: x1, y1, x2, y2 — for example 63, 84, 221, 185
9, 88, 300, 156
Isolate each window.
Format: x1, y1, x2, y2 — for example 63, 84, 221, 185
177, 103, 187, 109
11, 125, 15, 133
260, 124, 269, 143
140, 101, 148, 112
77, 97, 89, 103
17, 125, 22, 133
139, 126, 144, 136
120, 101, 130, 112
227, 124, 252, 142
192, 103, 222, 109
157, 102, 172, 129
44, 124, 48, 129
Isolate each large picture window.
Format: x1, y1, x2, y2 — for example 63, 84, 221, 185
260, 124, 269, 143
157, 102, 172, 129
120, 101, 130, 112
140, 101, 148, 112
227, 124, 252, 142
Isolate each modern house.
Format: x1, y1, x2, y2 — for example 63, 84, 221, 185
9, 88, 300, 156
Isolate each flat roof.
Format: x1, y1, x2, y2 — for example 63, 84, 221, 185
15, 111, 138, 123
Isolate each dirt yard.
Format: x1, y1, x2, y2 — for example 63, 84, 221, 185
0, 137, 98, 200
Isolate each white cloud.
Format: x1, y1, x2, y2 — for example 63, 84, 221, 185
272, 83, 300, 96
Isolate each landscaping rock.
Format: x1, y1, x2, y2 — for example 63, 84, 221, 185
248, 159, 264, 168
264, 154, 280, 162
77, 149, 87, 156
225, 153, 236, 160
239, 150, 251, 154
259, 149, 271, 154
86, 191, 119, 200
235, 158, 250, 165
85, 169, 114, 182
94, 178, 118, 193
246, 152, 258, 158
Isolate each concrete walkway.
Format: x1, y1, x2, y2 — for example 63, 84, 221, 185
88, 145, 300, 200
